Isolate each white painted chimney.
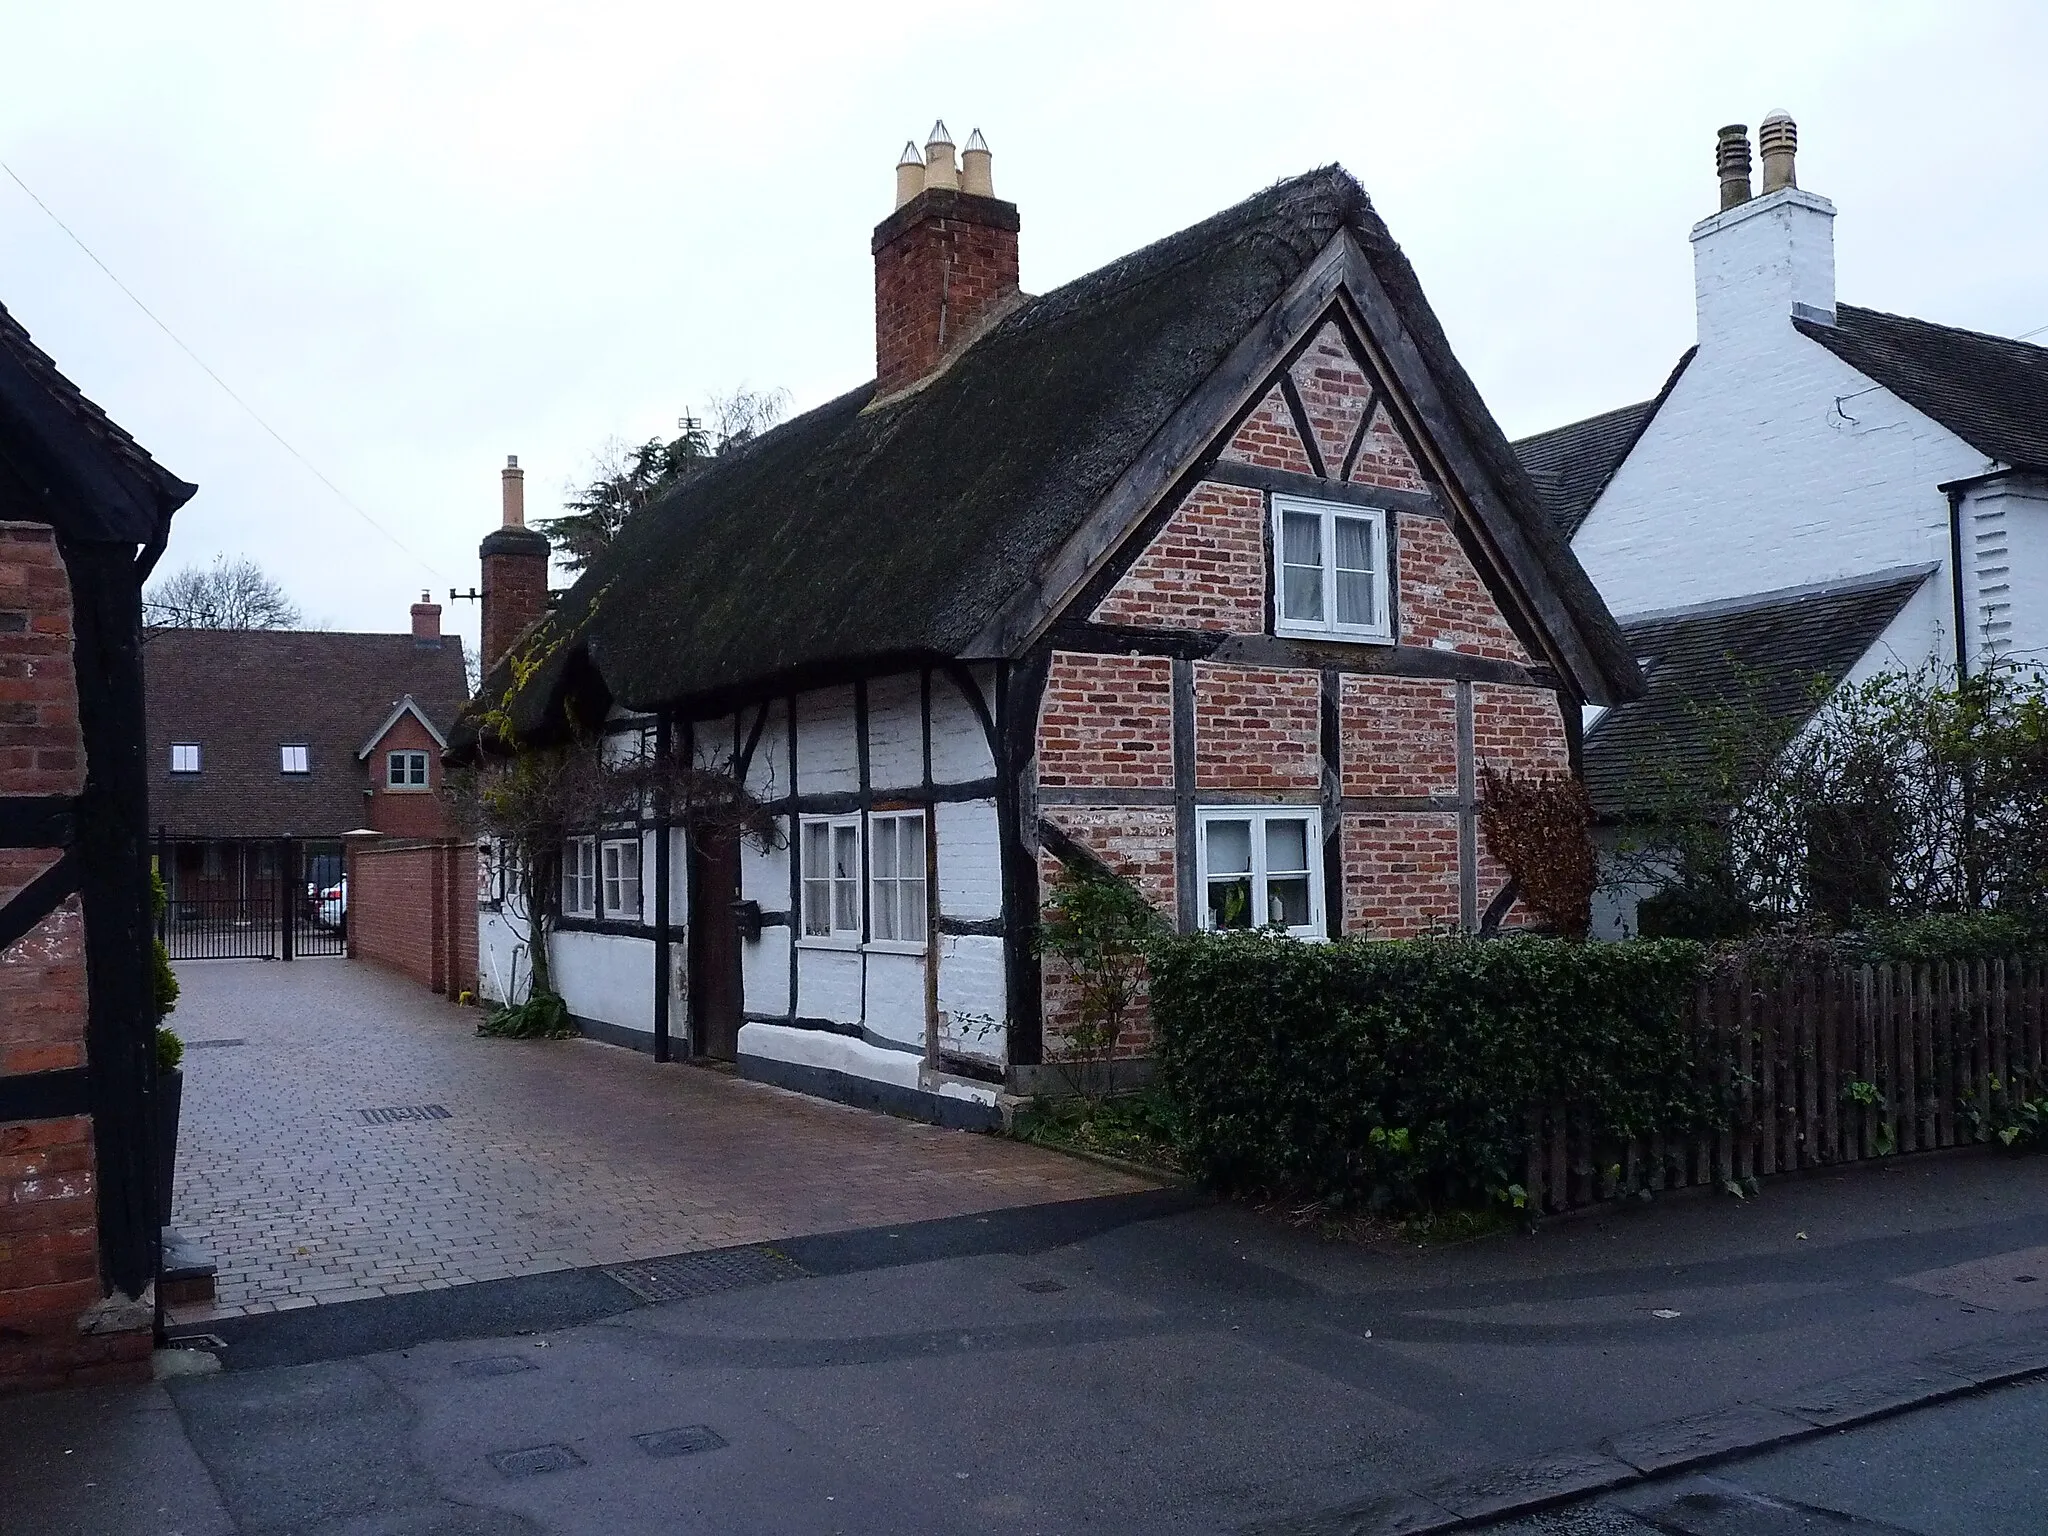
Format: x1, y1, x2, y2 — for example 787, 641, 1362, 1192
1690, 110, 1835, 346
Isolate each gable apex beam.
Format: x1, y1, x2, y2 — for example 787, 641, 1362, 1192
963, 236, 1353, 659
1330, 237, 1608, 701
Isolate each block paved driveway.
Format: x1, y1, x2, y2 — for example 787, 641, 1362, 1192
166, 959, 1144, 1321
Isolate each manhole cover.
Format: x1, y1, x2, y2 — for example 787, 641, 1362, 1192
605, 1245, 807, 1303
454, 1354, 536, 1379
357, 1105, 452, 1125
488, 1443, 584, 1479
634, 1425, 727, 1458
185, 1038, 246, 1049
1019, 1278, 1067, 1294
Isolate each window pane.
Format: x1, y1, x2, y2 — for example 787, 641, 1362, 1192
900, 874, 927, 943
1282, 510, 1323, 568
872, 818, 898, 881
1266, 875, 1311, 928
803, 878, 832, 936
1282, 566, 1325, 623
832, 824, 858, 932
899, 814, 925, 877
801, 823, 828, 880
1206, 877, 1253, 930
1265, 817, 1309, 875
1206, 819, 1252, 875
832, 824, 857, 882
1333, 514, 1374, 573
1335, 569, 1377, 628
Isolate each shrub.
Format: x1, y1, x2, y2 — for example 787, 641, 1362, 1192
1036, 863, 1165, 1100
155, 1026, 184, 1073
1851, 910, 2048, 965
150, 867, 179, 1019
1150, 932, 1715, 1213
477, 991, 574, 1039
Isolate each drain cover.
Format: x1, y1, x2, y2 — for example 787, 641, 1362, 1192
454, 1354, 537, 1379
605, 1245, 807, 1303
1020, 1278, 1067, 1294
488, 1443, 584, 1479
185, 1038, 246, 1049
357, 1105, 452, 1125
634, 1425, 727, 1458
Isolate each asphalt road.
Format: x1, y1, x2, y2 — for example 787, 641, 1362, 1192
9, 1151, 2048, 1534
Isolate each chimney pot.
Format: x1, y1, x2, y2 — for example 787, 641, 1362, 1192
1759, 109, 1798, 193
961, 128, 994, 197
924, 120, 959, 190
500, 455, 526, 527
1715, 123, 1752, 211
894, 141, 925, 208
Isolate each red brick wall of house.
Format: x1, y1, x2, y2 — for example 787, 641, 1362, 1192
347, 837, 477, 999
0, 522, 149, 1393
366, 712, 452, 839
1030, 313, 1582, 1056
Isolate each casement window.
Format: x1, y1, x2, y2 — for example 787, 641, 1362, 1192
387, 750, 430, 789
1272, 494, 1391, 642
799, 815, 862, 943
170, 742, 201, 774
1195, 806, 1325, 939
280, 744, 309, 775
867, 810, 928, 948
601, 837, 642, 920
561, 836, 596, 918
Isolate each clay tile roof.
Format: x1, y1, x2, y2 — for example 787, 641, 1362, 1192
144, 628, 468, 840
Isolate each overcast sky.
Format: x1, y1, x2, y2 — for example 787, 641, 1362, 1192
5, 2, 2042, 659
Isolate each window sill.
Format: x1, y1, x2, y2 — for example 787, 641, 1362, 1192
864, 939, 930, 957
795, 935, 862, 952
382, 785, 433, 795
1271, 622, 1394, 645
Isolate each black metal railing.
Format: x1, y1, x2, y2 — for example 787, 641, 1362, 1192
163, 893, 282, 960
157, 834, 348, 961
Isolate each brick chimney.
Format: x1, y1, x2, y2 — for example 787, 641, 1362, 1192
410, 590, 442, 646
479, 454, 550, 672
872, 123, 1019, 397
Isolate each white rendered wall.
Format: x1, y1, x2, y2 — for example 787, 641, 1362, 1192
1962, 477, 2048, 671
549, 929, 654, 1035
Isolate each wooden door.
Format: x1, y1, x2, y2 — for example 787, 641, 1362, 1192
688, 829, 743, 1061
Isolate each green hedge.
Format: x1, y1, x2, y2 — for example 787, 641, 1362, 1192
1150, 933, 1716, 1212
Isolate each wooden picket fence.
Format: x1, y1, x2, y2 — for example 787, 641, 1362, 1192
1525, 958, 2048, 1216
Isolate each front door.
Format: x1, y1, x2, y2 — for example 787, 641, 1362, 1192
688, 829, 742, 1061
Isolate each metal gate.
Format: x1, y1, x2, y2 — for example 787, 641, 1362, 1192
158, 836, 347, 961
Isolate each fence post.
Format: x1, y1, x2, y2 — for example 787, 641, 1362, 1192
155, 825, 169, 948
280, 836, 296, 961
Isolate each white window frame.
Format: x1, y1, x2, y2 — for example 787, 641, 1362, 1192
561, 835, 596, 918
280, 743, 309, 775
866, 809, 929, 952
387, 749, 431, 790
1194, 805, 1326, 940
170, 742, 201, 774
600, 836, 642, 921
797, 814, 862, 947
1271, 494, 1392, 644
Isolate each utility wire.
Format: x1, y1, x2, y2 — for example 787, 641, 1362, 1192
1, 160, 448, 580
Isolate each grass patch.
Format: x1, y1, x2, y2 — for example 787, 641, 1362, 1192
1012, 1089, 1181, 1173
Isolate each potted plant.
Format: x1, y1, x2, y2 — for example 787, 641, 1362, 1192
151, 868, 184, 1225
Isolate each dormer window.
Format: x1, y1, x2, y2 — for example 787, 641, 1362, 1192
170, 742, 201, 774
1272, 495, 1391, 643
387, 750, 430, 790
280, 744, 309, 774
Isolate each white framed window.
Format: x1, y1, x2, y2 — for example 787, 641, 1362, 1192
561, 835, 596, 917
868, 810, 928, 948
280, 744, 309, 775
1272, 494, 1391, 643
387, 749, 430, 789
601, 837, 642, 920
1195, 806, 1325, 938
170, 742, 201, 774
799, 815, 862, 944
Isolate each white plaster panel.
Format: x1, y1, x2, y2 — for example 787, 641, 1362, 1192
862, 950, 928, 1050
937, 933, 1007, 1062
930, 668, 995, 784
477, 908, 526, 1006
936, 799, 1003, 920
549, 929, 654, 1032
797, 945, 863, 1024
737, 1022, 923, 1089
741, 926, 791, 1017
794, 686, 860, 795
867, 672, 926, 794
740, 820, 791, 908
744, 698, 791, 801
1842, 575, 1948, 688
692, 714, 740, 770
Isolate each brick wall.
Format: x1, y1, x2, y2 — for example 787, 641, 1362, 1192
1289, 324, 1373, 471
1193, 663, 1319, 790
1093, 482, 1264, 632
1398, 517, 1530, 662
347, 837, 477, 999
0, 522, 149, 1392
1036, 652, 1173, 789
1341, 677, 1456, 798
1221, 385, 1316, 473
1342, 812, 1461, 938
1039, 807, 1175, 1059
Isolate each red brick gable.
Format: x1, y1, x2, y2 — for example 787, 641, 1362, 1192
1219, 385, 1315, 474
1090, 482, 1263, 633
1289, 322, 1374, 474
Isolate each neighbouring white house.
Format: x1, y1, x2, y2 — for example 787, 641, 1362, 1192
1514, 111, 2048, 937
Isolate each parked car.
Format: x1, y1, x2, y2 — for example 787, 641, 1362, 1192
315, 877, 347, 929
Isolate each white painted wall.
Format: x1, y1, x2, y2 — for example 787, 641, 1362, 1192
550, 929, 654, 1035
1962, 476, 2048, 671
